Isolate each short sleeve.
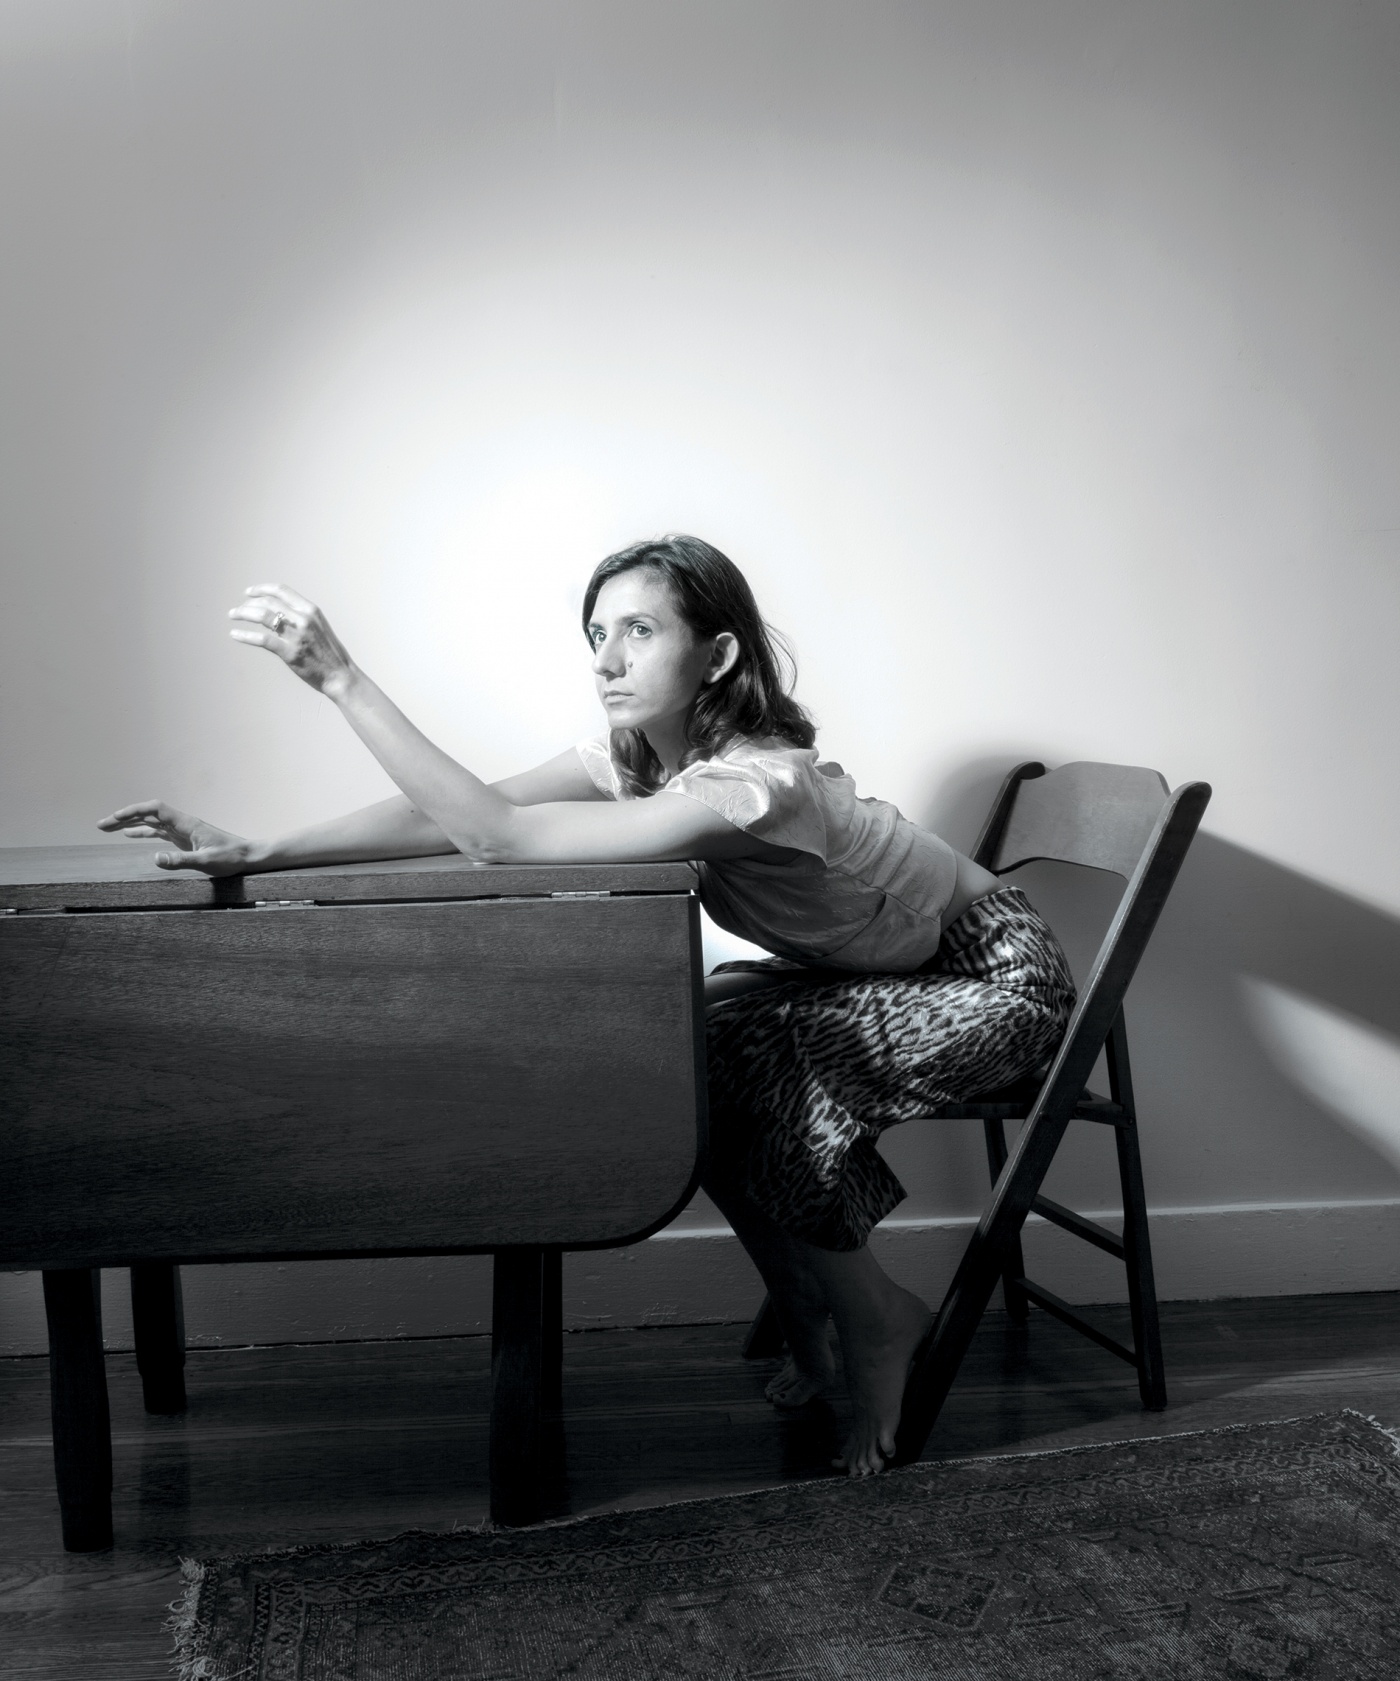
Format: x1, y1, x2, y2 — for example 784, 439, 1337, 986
574, 737, 624, 800
660, 747, 831, 857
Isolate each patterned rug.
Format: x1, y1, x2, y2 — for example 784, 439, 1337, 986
172, 1411, 1400, 1680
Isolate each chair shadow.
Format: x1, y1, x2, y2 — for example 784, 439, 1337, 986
915, 754, 1400, 1220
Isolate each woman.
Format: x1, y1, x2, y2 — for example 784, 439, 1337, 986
99, 534, 1074, 1476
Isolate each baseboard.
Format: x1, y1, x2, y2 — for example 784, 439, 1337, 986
3, 1199, 1400, 1357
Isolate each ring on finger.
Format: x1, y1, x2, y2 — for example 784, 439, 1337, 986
272, 612, 288, 635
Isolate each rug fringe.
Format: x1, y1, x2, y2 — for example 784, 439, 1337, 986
165, 1556, 231, 1681
1341, 1406, 1400, 1456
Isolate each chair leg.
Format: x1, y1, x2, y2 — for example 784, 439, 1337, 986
982, 1119, 1029, 1322
1105, 1007, 1167, 1411
1117, 1123, 1167, 1410
540, 1249, 563, 1414
490, 1248, 545, 1526
42, 1269, 113, 1552
894, 1107, 1074, 1465
130, 1264, 187, 1414
741, 1293, 786, 1359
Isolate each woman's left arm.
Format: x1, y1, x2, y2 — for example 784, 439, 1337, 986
231, 585, 769, 866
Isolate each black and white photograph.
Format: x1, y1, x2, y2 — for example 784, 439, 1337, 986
2, 2, 1398, 1676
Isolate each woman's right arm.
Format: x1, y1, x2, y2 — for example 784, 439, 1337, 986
95, 793, 455, 875
97, 748, 607, 875
253, 796, 456, 870
264, 747, 605, 866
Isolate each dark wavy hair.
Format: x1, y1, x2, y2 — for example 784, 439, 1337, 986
582, 534, 816, 796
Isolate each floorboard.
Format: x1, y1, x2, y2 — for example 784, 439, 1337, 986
4, 1292, 1400, 1679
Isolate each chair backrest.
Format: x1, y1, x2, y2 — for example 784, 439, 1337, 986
973, 759, 1212, 1123
974, 761, 1171, 880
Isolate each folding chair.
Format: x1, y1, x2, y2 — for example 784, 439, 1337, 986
742, 759, 1211, 1464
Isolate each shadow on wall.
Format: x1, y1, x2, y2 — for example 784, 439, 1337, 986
885, 757, 1400, 1220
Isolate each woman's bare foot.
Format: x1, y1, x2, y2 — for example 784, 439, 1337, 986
764, 1333, 836, 1407
765, 1291, 837, 1406
832, 1283, 932, 1476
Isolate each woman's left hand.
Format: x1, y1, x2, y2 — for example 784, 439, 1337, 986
228, 584, 357, 697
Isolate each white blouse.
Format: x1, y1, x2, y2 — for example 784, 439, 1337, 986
575, 735, 960, 973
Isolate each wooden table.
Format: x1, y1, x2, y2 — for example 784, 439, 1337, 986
0, 845, 706, 1549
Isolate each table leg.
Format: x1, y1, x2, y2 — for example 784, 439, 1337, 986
42, 1269, 113, 1552
541, 1249, 563, 1413
490, 1248, 544, 1526
131, 1263, 187, 1414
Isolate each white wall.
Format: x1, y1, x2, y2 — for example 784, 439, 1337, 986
3, 0, 1399, 1352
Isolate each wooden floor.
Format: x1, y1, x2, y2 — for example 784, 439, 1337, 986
4, 1292, 1400, 1679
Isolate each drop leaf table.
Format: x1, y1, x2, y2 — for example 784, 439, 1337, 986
0, 845, 706, 1548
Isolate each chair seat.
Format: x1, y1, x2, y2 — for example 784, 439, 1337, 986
927, 1070, 1049, 1118
924, 1071, 1125, 1124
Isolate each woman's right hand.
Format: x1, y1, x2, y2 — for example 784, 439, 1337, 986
96, 801, 253, 876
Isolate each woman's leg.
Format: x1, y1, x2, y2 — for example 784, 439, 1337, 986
703, 1172, 836, 1405
705, 976, 847, 1405
704, 894, 1073, 1467
708, 1163, 930, 1457
797, 1241, 932, 1476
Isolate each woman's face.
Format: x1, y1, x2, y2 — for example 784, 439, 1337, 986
587, 569, 735, 746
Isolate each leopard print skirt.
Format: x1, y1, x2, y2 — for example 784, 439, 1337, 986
704, 886, 1076, 1251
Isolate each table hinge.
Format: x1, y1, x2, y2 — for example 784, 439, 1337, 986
549, 890, 611, 900
252, 899, 317, 910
